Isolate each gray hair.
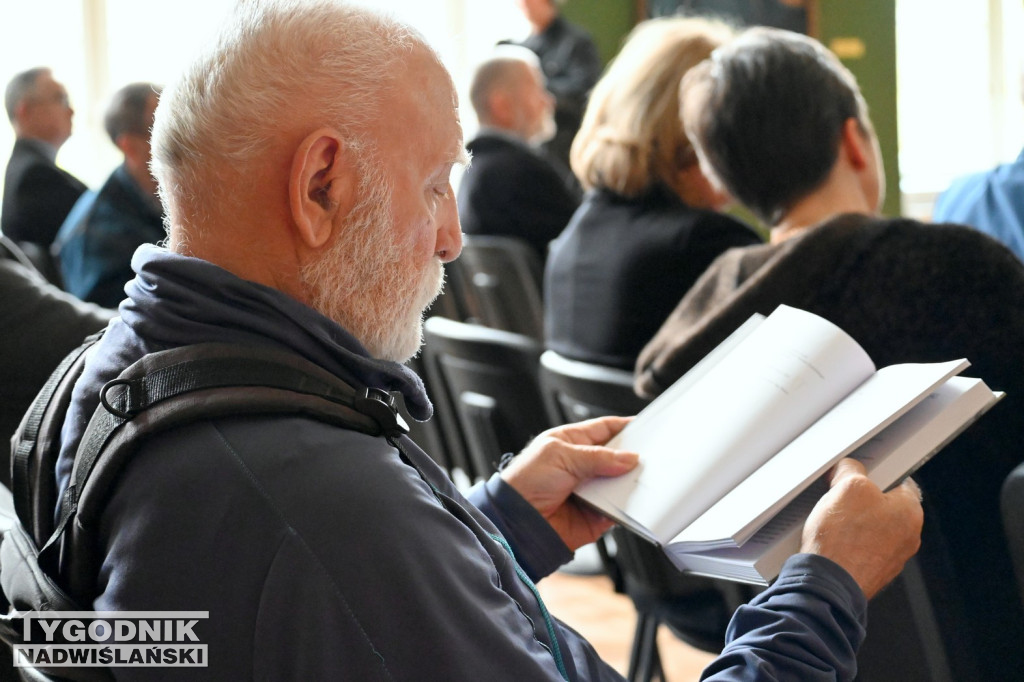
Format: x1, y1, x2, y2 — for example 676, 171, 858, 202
4, 67, 48, 123
104, 82, 161, 144
150, 0, 424, 230
468, 46, 541, 123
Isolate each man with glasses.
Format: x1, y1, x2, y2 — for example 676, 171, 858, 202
2, 67, 87, 252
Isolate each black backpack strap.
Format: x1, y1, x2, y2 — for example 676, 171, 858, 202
44, 343, 410, 596
11, 331, 104, 547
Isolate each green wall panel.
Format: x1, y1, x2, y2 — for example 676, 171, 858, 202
561, 0, 636, 66
559, 0, 902, 217
816, 0, 900, 216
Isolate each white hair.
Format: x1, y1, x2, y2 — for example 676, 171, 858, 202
150, 0, 424, 234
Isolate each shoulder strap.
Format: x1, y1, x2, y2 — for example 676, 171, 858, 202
43, 342, 409, 599
11, 331, 104, 549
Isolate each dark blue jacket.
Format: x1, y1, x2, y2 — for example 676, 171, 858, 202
54, 245, 865, 680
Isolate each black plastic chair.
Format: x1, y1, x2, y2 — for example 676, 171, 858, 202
1002, 460, 1024, 612
420, 317, 548, 484
399, 355, 457, 480
538, 350, 756, 682
448, 235, 544, 340
431, 264, 475, 323
853, 558, 955, 682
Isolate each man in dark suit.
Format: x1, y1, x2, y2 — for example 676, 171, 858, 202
2, 67, 87, 249
458, 47, 580, 263
510, 0, 601, 168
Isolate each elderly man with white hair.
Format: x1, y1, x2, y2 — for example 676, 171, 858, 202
50, 2, 922, 679
457, 46, 579, 263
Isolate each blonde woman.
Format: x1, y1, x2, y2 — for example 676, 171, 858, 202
543, 16, 760, 370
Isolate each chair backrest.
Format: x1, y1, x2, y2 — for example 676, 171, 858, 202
429, 264, 475, 323
854, 557, 956, 681
399, 355, 454, 477
420, 317, 548, 483
1001, 460, 1024, 609
538, 350, 648, 425
452, 235, 544, 340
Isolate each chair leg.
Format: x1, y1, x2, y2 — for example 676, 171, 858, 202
628, 613, 665, 682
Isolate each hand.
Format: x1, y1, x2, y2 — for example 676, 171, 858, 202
500, 416, 639, 551
801, 458, 923, 599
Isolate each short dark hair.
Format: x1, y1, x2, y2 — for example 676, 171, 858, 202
681, 27, 869, 225
4, 67, 48, 123
104, 82, 161, 144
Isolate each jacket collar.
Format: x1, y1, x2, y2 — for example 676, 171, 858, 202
123, 245, 432, 419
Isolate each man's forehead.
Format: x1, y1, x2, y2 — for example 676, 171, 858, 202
400, 50, 464, 149
34, 73, 60, 92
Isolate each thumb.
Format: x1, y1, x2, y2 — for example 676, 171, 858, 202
563, 443, 639, 480
828, 457, 867, 486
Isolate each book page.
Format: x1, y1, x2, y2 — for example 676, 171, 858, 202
848, 376, 1002, 489
669, 376, 1001, 583
576, 305, 875, 542
669, 359, 969, 550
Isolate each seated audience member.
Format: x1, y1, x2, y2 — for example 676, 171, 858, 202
509, 0, 602, 170
51, 3, 922, 679
457, 47, 579, 263
55, 83, 164, 307
545, 17, 761, 370
637, 27, 1024, 679
932, 73, 1024, 261
0, 235, 111, 487
2, 67, 87, 250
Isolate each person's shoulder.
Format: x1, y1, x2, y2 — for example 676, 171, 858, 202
555, 14, 595, 41
125, 412, 403, 526
10, 151, 59, 183
8, 138, 48, 164
689, 208, 762, 240
467, 135, 557, 178
15, 154, 85, 195
920, 217, 1024, 264
815, 213, 1024, 277
467, 132, 529, 157
936, 153, 1024, 214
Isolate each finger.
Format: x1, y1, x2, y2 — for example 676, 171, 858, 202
889, 476, 923, 503
551, 416, 634, 446
576, 505, 616, 533
827, 457, 868, 486
556, 441, 639, 479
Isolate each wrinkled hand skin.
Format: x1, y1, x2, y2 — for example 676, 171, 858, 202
501, 416, 639, 551
802, 458, 924, 599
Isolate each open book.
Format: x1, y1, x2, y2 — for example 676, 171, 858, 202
576, 305, 1002, 585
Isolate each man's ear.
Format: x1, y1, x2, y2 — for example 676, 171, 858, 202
289, 128, 358, 249
840, 117, 870, 170
115, 133, 145, 166
487, 90, 515, 129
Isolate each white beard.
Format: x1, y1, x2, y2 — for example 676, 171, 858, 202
301, 159, 444, 362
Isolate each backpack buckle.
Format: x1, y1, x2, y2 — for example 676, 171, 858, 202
354, 388, 410, 437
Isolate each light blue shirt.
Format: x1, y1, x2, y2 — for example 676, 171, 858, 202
933, 149, 1024, 262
